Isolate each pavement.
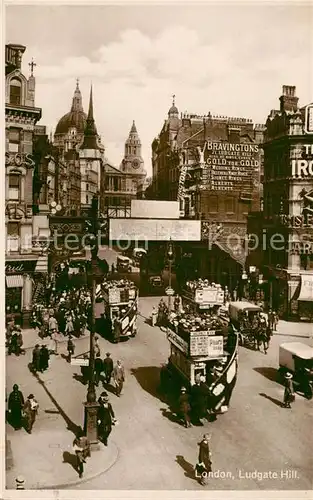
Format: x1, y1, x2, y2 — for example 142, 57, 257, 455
5, 336, 119, 490
6, 293, 313, 491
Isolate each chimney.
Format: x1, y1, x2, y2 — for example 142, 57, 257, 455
279, 85, 299, 112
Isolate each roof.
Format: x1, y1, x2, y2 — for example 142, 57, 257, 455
229, 301, 262, 312
280, 342, 313, 360
55, 110, 87, 135
55, 81, 87, 135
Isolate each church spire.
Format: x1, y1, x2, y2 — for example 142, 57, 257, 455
130, 120, 137, 134
81, 84, 99, 150
71, 78, 83, 112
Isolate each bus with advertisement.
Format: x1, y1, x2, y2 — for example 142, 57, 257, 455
95, 279, 138, 343
160, 280, 238, 416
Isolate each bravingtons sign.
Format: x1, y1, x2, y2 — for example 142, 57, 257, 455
205, 142, 259, 192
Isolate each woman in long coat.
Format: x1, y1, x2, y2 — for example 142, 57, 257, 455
8, 384, 24, 430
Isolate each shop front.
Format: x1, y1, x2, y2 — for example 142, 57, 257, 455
298, 273, 313, 321
5, 259, 38, 327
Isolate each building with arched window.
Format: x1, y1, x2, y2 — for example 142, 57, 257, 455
5, 44, 46, 327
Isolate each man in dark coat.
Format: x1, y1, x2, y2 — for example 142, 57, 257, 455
8, 384, 24, 430
97, 393, 116, 445
284, 372, 295, 408
103, 352, 114, 384
94, 353, 103, 386
178, 387, 191, 427
39, 345, 50, 372
191, 377, 207, 424
198, 433, 212, 473
32, 344, 41, 372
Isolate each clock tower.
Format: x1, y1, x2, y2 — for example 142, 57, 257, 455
120, 120, 145, 175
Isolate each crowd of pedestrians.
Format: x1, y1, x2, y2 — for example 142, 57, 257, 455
31, 286, 92, 340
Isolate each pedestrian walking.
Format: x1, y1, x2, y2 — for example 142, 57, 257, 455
151, 306, 158, 327
267, 309, 274, 330
273, 311, 279, 332
67, 336, 75, 363
16, 330, 24, 356
48, 314, 58, 335
94, 353, 103, 386
94, 336, 101, 357
196, 434, 212, 485
22, 394, 39, 434
97, 392, 116, 446
174, 294, 180, 313
178, 387, 191, 428
283, 372, 295, 408
72, 428, 90, 478
8, 330, 18, 355
191, 376, 207, 425
80, 354, 90, 384
39, 345, 50, 372
32, 344, 41, 372
113, 360, 125, 397
8, 384, 24, 430
103, 352, 114, 384
65, 314, 74, 336
49, 330, 59, 355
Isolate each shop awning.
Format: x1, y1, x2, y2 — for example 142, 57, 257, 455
214, 240, 246, 267
298, 274, 313, 302
6, 275, 23, 288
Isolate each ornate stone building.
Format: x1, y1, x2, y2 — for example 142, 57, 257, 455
250, 86, 313, 319
150, 97, 264, 293
5, 44, 48, 326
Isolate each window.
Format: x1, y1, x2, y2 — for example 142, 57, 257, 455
7, 222, 19, 252
7, 222, 19, 236
10, 78, 22, 105
86, 183, 89, 191
209, 195, 218, 213
225, 196, 234, 213
86, 195, 89, 204
8, 174, 20, 200
8, 129, 20, 153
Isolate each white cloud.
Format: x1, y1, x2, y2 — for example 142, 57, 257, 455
20, 22, 312, 175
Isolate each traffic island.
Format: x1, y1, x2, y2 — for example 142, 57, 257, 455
5, 429, 119, 490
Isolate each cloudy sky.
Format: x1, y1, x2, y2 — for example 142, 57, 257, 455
5, 2, 312, 174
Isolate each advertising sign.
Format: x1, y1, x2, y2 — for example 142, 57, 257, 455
167, 330, 189, 354
131, 200, 180, 219
110, 219, 201, 241
195, 287, 224, 305
304, 104, 313, 134
5, 260, 37, 274
204, 142, 259, 192
190, 332, 224, 357
190, 332, 209, 356
298, 274, 313, 302
208, 336, 224, 357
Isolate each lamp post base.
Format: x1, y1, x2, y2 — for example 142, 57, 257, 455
84, 401, 100, 450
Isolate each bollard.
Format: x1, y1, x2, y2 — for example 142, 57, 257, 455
15, 475, 25, 490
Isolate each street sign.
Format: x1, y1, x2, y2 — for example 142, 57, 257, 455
165, 287, 175, 296
71, 358, 89, 367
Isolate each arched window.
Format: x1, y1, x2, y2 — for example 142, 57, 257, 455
10, 78, 22, 105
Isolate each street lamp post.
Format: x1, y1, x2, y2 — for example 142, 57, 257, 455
84, 195, 100, 447
167, 238, 174, 312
